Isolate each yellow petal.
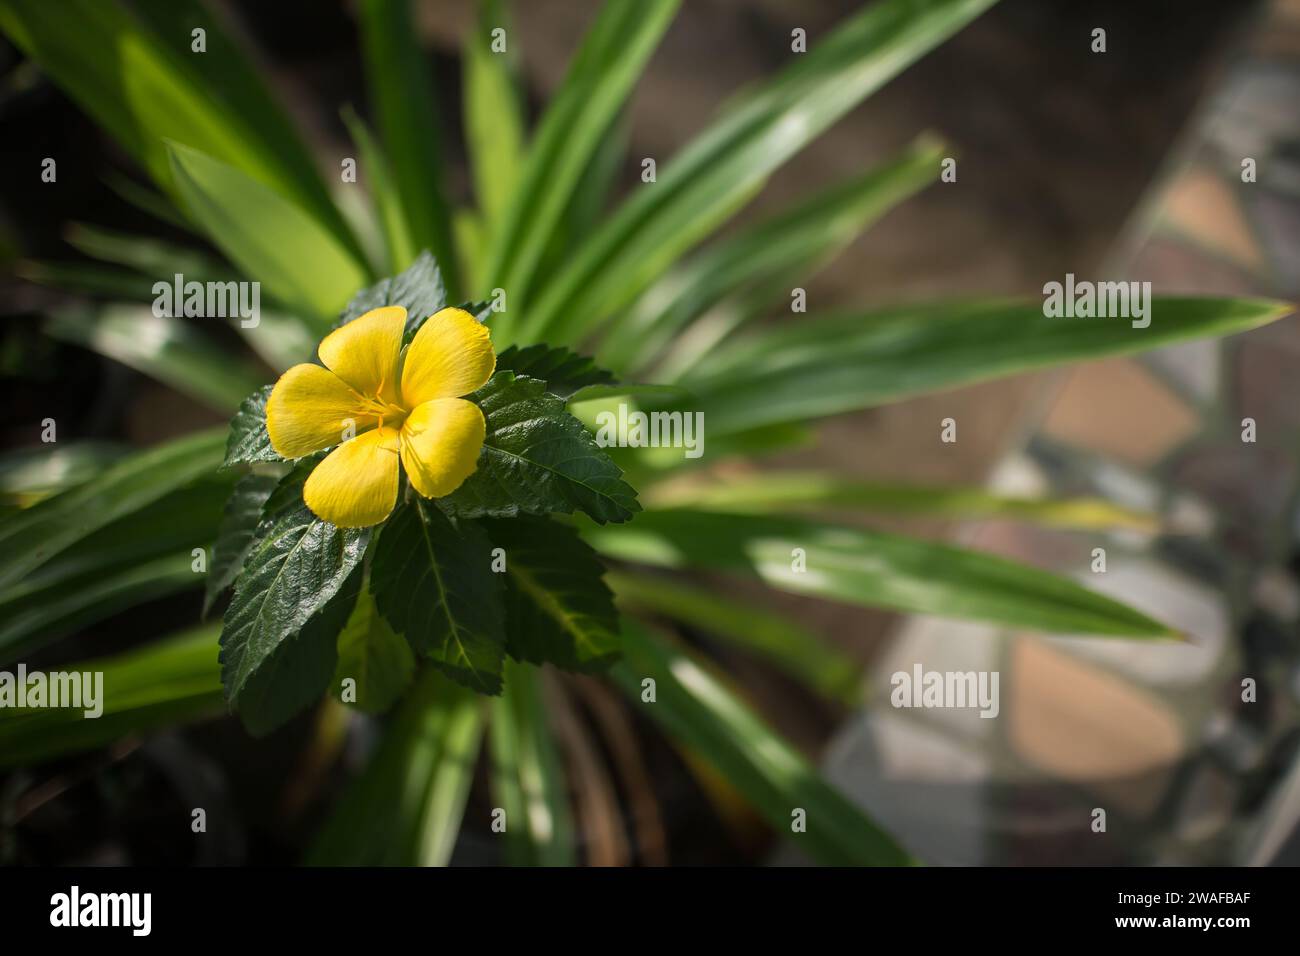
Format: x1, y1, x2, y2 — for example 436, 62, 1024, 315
399, 398, 486, 498
266, 363, 371, 459
400, 307, 495, 407
304, 427, 401, 527
317, 305, 405, 402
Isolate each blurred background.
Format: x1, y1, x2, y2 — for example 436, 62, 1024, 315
2, 0, 1298, 865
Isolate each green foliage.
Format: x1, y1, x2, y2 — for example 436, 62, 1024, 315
443, 371, 640, 523
223, 386, 279, 467
493, 343, 616, 398
332, 590, 416, 715
203, 471, 280, 616
369, 499, 507, 694
337, 249, 448, 341
610, 622, 911, 866
218, 502, 370, 715
484, 516, 620, 672
586, 509, 1176, 638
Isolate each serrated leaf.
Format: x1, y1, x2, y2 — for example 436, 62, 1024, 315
235, 565, 362, 736
370, 499, 506, 694
494, 343, 615, 399
483, 516, 620, 672
442, 372, 640, 524
337, 249, 447, 342
219, 503, 371, 704
223, 385, 279, 467
333, 588, 416, 714
203, 471, 280, 616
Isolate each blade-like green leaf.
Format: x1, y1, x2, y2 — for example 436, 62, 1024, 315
642, 472, 1158, 531
308, 668, 484, 866
607, 571, 860, 704
218, 502, 370, 704
684, 297, 1294, 434
483, 516, 620, 672
0, 0, 358, 257
598, 135, 945, 374
585, 509, 1177, 638
441, 372, 640, 524
167, 142, 370, 327
518, 0, 998, 345
46, 305, 265, 413
609, 621, 910, 865
0, 442, 126, 507
0, 427, 226, 591
463, 0, 525, 232
0, 553, 198, 665
333, 588, 416, 715
489, 661, 576, 865
0, 624, 225, 768
483, 0, 680, 323
357, 0, 460, 296
342, 106, 418, 275
370, 499, 507, 694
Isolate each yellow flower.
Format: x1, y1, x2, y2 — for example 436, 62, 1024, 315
266, 306, 495, 528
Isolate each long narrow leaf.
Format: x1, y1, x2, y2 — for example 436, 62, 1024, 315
682, 297, 1293, 434
463, 0, 526, 234
357, 0, 460, 296
0, 624, 225, 768
642, 473, 1158, 531
598, 135, 944, 373
167, 142, 370, 327
46, 304, 266, 413
483, 0, 680, 324
488, 661, 576, 865
0, 427, 226, 591
609, 571, 861, 704
309, 669, 484, 866
518, 0, 998, 345
0, 0, 358, 257
609, 621, 910, 865
584, 509, 1177, 638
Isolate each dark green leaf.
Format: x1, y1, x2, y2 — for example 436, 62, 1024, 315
337, 249, 448, 342
370, 499, 506, 694
234, 565, 362, 736
442, 372, 640, 524
494, 343, 615, 398
218, 503, 370, 704
483, 516, 620, 672
223, 385, 279, 467
203, 471, 280, 616
333, 588, 416, 714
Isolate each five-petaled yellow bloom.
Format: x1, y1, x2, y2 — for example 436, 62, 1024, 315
266, 305, 495, 528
